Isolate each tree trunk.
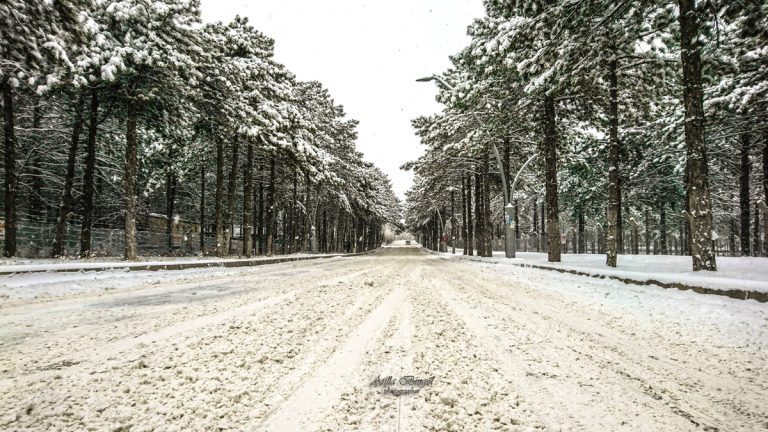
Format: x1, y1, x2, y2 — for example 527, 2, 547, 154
349, 214, 354, 253
660, 203, 668, 254
645, 209, 651, 255
428, 219, 437, 251
632, 221, 640, 255
281, 207, 287, 254
541, 201, 546, 253
606, 58, 620, 267
474, 166, 484, 257
683, 163, 690, 256
200, 161, 206, 254
578, 208, 585, 253
215, 138, 225, 256
329, 211, 337, 252
224, 139, 240, 254
503, 136, 511, 186
617, 179, 624, 254
451, 189, 456, 253
503, 137, 511, 255
330, 207, 337, 253
252, 163, 258, 254
514, 199, 520, 240
433, 219, 437, 251
542, 95, 561, 262
740, 132, 751, 256
53, 95, 85, 257
678, 0, 717, 271
80, 89, 100, 258
337, 209, 349, 253
2, 80, 18, 257
466, 173, 474, 256
440, 205, 446, 252
754, 202, 761, 257
265, 158, 276, 256
533, 200, 538, 252
340, 211, 346, 253
242, 142, 254, 257
165, 146, 177, 253
258, 163, 264, 255
482, 151, 492, 257
679, 214, 686, 256
763, 131, 768, 256
461, 179, 467, 254
289, 167, 297, 253
321, 207, 327, 253
123, 95, 139, 260
303, 172, 310, 252
334, 209, 340, 253
339, 212, 346, 253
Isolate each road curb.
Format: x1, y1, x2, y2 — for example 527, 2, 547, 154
0, 249, 378, 276
436, 251, 768, 303
507, 262, 768, 303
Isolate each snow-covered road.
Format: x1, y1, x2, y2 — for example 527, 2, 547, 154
1, 245, 766, 431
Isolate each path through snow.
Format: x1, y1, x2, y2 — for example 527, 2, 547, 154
0, 245, 765, 431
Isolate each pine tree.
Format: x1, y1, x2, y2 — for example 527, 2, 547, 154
1, 0, 84, 257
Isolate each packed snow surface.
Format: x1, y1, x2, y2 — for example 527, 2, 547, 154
0, 244, 765, 431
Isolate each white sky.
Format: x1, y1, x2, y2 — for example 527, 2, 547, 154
200, 0, 484, 199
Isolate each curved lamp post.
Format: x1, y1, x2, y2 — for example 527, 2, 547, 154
417, 75, 536, 258
426, 199, 445, 252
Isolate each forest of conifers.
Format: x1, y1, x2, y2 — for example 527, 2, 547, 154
404, 0, 767, 272
0, 1, 401, 260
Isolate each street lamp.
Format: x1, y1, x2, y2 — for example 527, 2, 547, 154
509, 153, 538, 254
422, 195, 446, 252
417, 75, 536, 258
433, 203, 445, 252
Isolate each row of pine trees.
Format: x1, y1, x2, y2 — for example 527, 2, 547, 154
405, 1, 767, 271
0, 1, 401, 259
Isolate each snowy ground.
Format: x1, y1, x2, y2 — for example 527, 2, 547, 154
0, 244, 766, 431
447, 250, 768, 294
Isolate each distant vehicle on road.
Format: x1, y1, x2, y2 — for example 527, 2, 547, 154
405, 240, 411, 245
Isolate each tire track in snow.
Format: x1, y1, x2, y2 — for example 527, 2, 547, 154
0, 260, 379, 379
458, 261, 768, 429
257, 284, 405, 431
4, 247, 761, 431
405, 262, 544, 431
315, 276, 419, 432
437, 260, 761, 431
434, 270, 689, 430
0, 255, 400, 430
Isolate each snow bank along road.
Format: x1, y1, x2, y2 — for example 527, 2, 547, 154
0, 246, 766, 431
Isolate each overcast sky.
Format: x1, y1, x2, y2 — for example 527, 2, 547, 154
200, 0, 484, 199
